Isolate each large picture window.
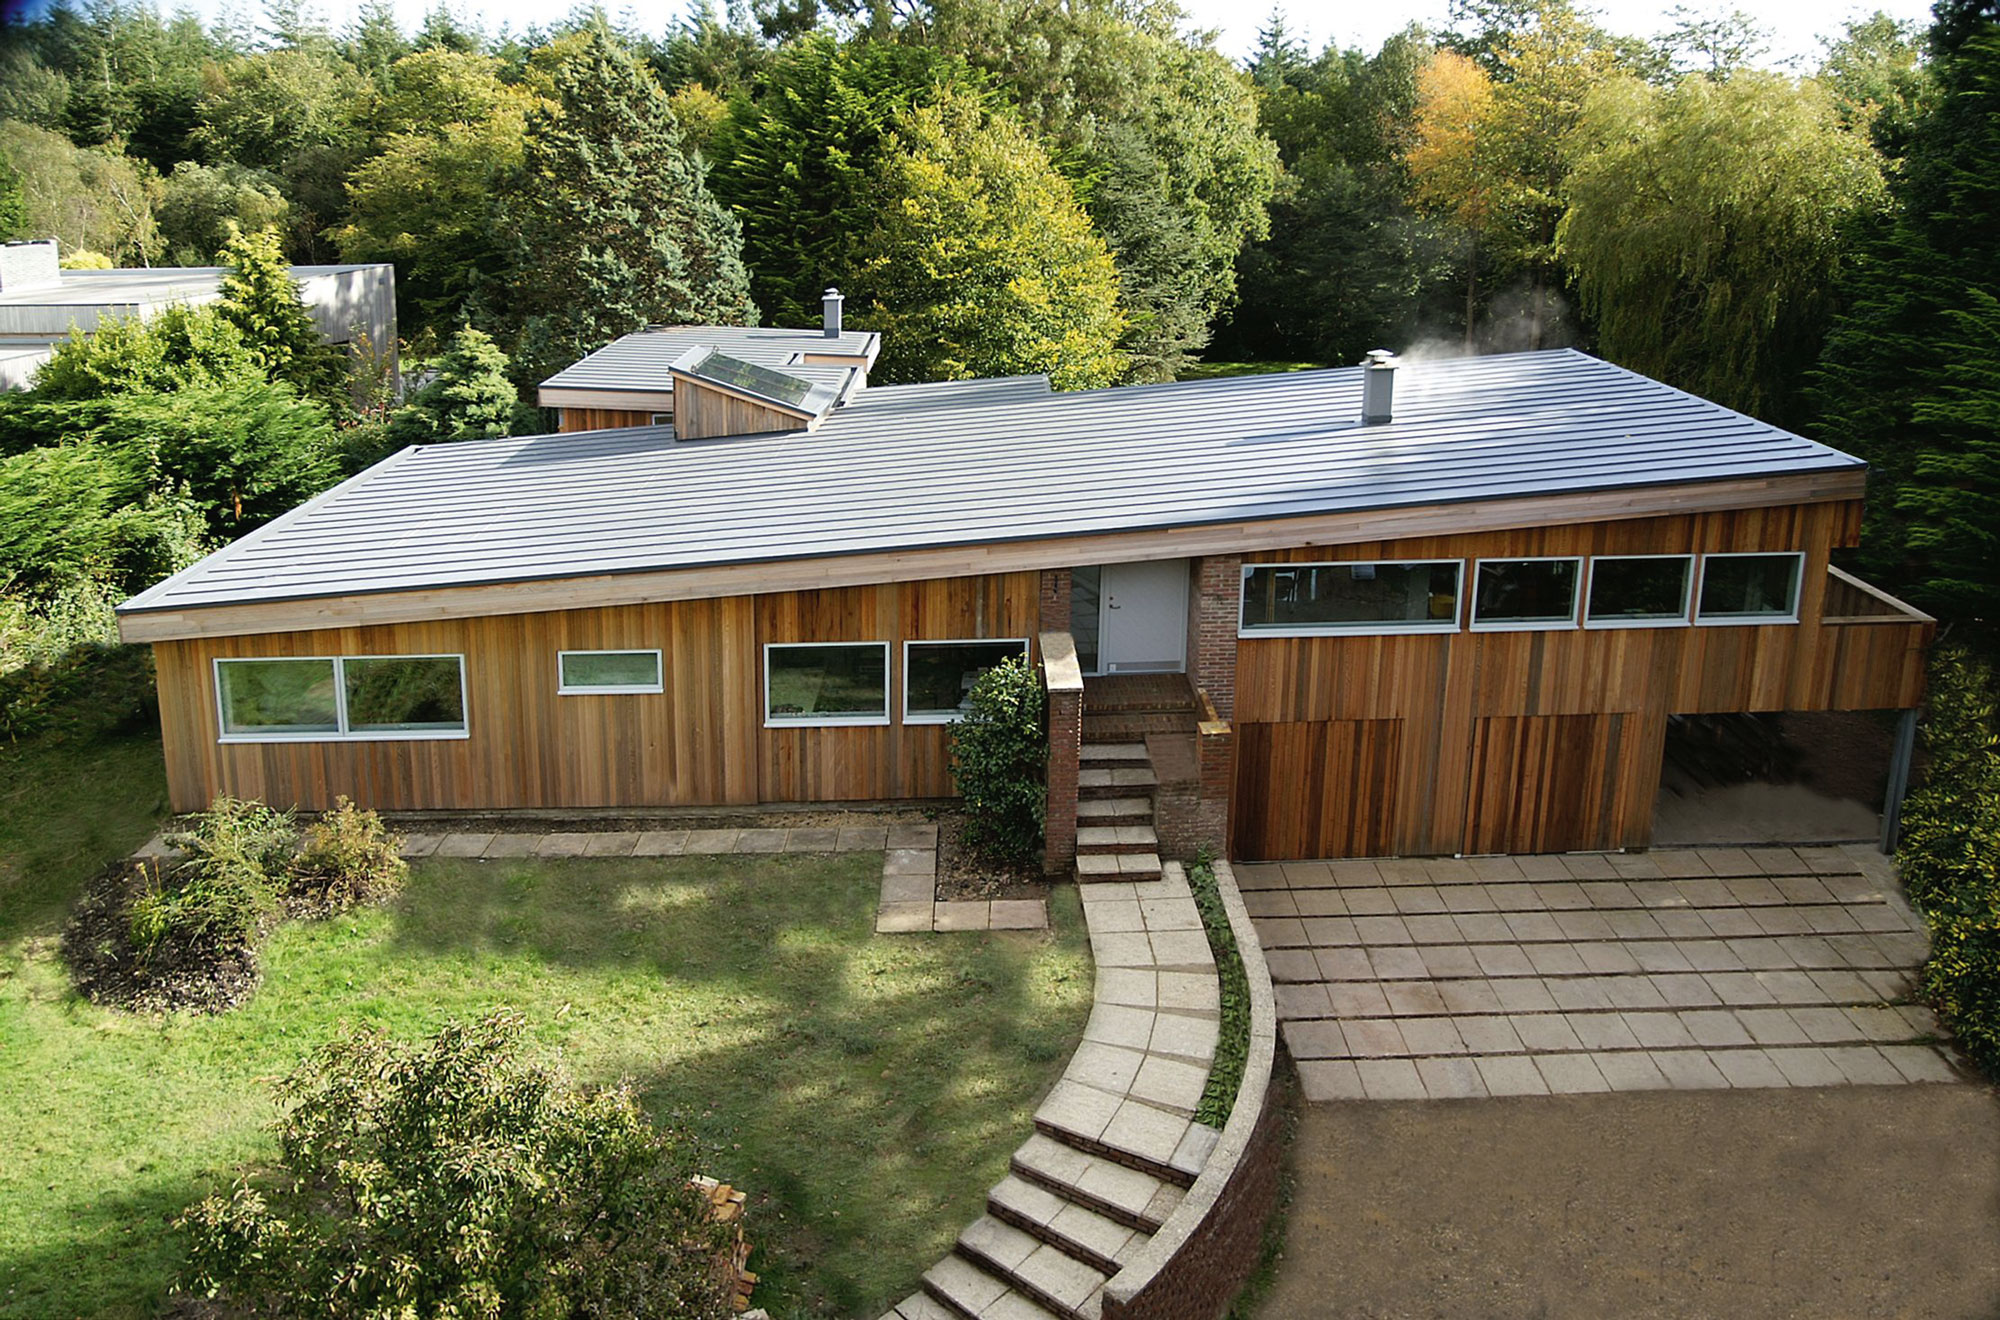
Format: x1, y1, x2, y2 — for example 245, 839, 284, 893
1471, 558, 1582, 630
764, 642, 890, 727
215, 655, 466, 742
557, 650, 663, 694
905, 639, 1029, 722
1697, 552, 1804, 623
1585, 555, 1693, 628
1240, 561, 1461, 635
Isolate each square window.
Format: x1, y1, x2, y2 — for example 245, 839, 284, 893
1472, 558, 1581, 629
1698, 553, 1803, 622
765, 643, 889, 726
342, 656, 466, 733
1585, 556, 1693, 627
905, 640, 1029, 722
558, 650, 663, 693
1240, 561, 1461, 634
216, 658, 339, 737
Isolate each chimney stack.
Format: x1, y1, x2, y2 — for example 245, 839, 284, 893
822, 287, 843, 339
1360, 348, 1396, 425
0, 239, 61, 293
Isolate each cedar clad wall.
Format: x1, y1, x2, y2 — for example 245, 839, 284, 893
1232, 500, 1933, 859
151, 573, 1038, 813
557, 408, 658, 433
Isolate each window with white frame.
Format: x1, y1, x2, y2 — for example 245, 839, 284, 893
764, 642, 890, 726
1585, 555, 1694, 628
1471, 558, 1582, 630
905, 639, 1029, 722
216, 655, 467, 741
1697, 552, 1804, 623
1240, 561, 1462, 634
558, 649, 663, 694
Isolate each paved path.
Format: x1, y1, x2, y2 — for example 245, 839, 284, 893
1256, 1084, 2000, 1320
884, 863, 1223, 1320
1237, 844, 1964, 1100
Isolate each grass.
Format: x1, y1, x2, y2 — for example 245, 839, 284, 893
0, 698, 1093, 1319
1177, 359, 1325, 380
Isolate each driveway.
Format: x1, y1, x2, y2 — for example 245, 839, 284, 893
1255, 1083, 2000, 1319
1238, 845, 1963, 1098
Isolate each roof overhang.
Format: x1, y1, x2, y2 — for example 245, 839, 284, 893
117, 468, 1867, 643
536, 386, 677, 411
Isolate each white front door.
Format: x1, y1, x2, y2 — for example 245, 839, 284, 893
1099, 560, 1189, 673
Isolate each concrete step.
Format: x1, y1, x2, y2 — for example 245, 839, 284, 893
988, 1174, 1148, 1277
1075, 852, 1163, 883
955, 1215, 1109, 1320
1033, 1080, 1213, 1188
1076, 824, 1158, 855
1080, 742, 1149, 769
881, 1290, 958, 1320
1010, 1132, 1185, 1232
1078, 767, 1157, 798
922, 1253, 1060, 1320
1076, 797, 1153, 826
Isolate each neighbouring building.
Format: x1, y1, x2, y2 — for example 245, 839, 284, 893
117, 300, 1933, 874
0, 237, 396, 390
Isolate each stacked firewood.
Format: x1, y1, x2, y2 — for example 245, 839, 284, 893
693, 1176, 758, 1314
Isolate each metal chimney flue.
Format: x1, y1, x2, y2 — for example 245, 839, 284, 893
822, 287, 843, 339
1360, 349, 1396, 425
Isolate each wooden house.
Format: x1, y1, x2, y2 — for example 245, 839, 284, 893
118, 332, 1933, 874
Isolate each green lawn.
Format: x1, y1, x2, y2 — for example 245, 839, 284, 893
1177, 359, 1325, 380
0, 719, 1092, 1319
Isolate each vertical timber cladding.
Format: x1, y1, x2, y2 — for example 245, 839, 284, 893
150, 571, 1039, 813
557, 407, 659, 433
1231, 500, 1875, 859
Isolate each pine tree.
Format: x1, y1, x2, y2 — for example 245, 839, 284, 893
1811, 13, 2000, 624
386, 328, 518, 445
506, 26, 755, 385
216, 224, 346, 406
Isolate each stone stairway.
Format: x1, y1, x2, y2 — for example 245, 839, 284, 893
881, 865, 1223, 1320
1076, 742, 1162, 884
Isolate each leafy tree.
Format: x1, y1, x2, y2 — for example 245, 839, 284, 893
1405, 49, 1504, 342
915, 0, 1277, 379
342, 0, 411, 86
712, 35, 976, 328
1558, 71, 1886, 422
949, 653, 1047, 864
334, 51, 541, 336
193, 48, 364, 259
1655, 4, 1770, 77
32, 305, 260, 401
0, 441, 204, 599
217, 224, 345, 405
0, 119, 160, 263
0, 150, 25, 239
386, 328, 518, 445
156, 161, 290, 264
658, 0, 770, 96
1818, 11, 1931, 155
505, 27, 756, 386
1812, 12, 2000, 623
853, 88, 1127, 389
176, 1012, 735, 1320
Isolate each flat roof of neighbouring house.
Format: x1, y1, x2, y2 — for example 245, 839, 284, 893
120, 349, 1867, 622
536, 323, 884, 402
0, 263, 387, 309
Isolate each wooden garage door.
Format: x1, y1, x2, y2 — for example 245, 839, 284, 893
1463, 713, 1644, 855
1233, 719, 1401, 860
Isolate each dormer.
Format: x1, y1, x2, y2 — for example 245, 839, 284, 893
667, 346, 856, 439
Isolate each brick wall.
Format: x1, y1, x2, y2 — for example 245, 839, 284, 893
1187, 556, 1241, 722
1040, 567, 1073, 634
1045, 685, 1081, 876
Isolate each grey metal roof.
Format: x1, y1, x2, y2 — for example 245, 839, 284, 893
122, 350, 1865, 616
537, 324, 883, 398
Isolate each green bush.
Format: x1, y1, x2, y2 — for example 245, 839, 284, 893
176, 1011, 736, 1320
1897, 645, 2000, 1076
949, 653, 1048, 864
134, 797, 297, 954
1189, 859, 1251, 1128
288, 795, 407, 916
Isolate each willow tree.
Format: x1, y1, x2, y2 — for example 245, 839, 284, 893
852, 88, 1127, 391
1558, 71, 1886, 422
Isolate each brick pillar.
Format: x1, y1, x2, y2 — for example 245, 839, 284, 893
1187, 554, 1241, 721
1040, 628, 1085, 877
1195, 721, 1234, 857
1039, 567, 1073, 634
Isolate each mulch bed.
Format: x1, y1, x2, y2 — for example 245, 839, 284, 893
933, 814, 1047, 903
60, 859, 262, 1016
